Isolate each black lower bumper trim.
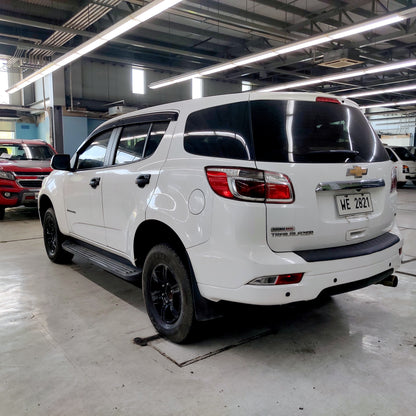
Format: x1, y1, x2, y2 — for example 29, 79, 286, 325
295, 232, 400, 263
319, 268, 394, 297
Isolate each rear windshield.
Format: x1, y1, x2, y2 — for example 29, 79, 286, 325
184, 100, 388, 163
251, 100, 388, 163
391, 147, 416, 161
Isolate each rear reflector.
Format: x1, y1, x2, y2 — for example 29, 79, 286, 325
391, 166, 397, 193
316, 96, 340, 104
274, 273, 304, 285
206, 167, 294, 203
249, 273, 304, 285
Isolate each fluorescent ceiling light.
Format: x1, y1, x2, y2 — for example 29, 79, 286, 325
276, 36, 331, 55
233, 51, 278, 66
56, 54, 80, 67
200, 63, 236, 76
259, 59, 416, 93
77, 39, 107, 56
7, 0, 184, 95
346, 83, 416, 98
101, 19, 139, 41
40, 64, 61, 77
364, 59, 416, 74
361, 99, 416, 109
149, 7, 416, 90
329, 15, 404, 39
150, 74, 196, 89
134, 0, 182, 23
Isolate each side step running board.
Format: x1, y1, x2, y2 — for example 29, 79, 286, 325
62, 240, 142, 280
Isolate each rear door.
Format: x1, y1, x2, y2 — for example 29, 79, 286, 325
101, 120, 172, 253
250, 97, 394, 252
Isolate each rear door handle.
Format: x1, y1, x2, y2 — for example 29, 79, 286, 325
136, 174, 151, 188
89, 177, 101, 189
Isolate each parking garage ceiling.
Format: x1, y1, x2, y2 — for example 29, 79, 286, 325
1, 0, 416, 111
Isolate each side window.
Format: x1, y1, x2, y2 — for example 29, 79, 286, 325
144, 121, 169, 158
386, 148, 398, 162
77, 130, 112, 170
114, 123, 151, 165
114, 121, 169, 164
184, 102, 252, 160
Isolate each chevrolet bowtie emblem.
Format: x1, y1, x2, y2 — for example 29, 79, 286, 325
347, 166, 368, 178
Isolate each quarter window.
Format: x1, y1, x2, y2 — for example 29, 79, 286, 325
144, 121, 169, 158
77, 130, 112, 170
385, 148, 398, 162
184, 102, 252, 160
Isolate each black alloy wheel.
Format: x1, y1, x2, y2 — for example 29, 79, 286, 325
143, 244, 195, 343
43, 207, 73, 264
149, 264, 182, 325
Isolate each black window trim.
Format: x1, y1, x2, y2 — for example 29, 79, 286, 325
93, 111, 178, 136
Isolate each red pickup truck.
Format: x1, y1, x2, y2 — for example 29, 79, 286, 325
0, 139, 56, 220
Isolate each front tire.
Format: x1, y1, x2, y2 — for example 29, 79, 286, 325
142, 244, 195, 343
0, 206, 4, 220
43, 207, 73, 264
397, 181, 406, 188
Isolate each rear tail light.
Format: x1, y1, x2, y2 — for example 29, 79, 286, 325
249, 273, 304, 285
205, 167, 294, 203
316, 96, 340, 104
391, 166, 397, 193
402, 164, 409, 173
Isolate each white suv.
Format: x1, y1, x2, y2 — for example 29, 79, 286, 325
384, 145, 416, 187
39, 92, 402, 343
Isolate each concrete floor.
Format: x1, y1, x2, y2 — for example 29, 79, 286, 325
1, 185, 415, 416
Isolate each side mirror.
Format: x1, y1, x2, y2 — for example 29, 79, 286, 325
51, 154, 71, 171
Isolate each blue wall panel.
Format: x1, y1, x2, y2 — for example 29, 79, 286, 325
87, 118, 104, 134
63, 116, 89, 156
15, 123, 38, 140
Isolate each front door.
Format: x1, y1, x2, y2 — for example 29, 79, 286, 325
64, 129, 112, 245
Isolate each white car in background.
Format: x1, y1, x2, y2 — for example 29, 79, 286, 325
39, 92, 402, 343
385, 146, 416, 187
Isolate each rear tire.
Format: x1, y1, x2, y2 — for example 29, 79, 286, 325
142, 244, 195, 343
43, 207, 73, 264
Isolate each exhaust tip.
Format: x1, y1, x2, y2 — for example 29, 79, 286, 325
378, 274, 398, 288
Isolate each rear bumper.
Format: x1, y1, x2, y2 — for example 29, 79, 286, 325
189, 228, 402, 306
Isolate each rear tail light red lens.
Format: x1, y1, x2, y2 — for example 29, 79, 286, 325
206, 167, 294, 203
316, 96, 340, 104
274, 273, 304, 285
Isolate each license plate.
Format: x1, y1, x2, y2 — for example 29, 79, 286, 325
336, 193, 373, 216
